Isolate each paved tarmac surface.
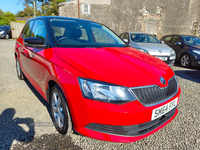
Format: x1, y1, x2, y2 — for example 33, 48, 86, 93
0, 39, 200, 150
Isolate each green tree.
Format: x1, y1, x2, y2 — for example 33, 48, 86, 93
0, 10, 16, 25
16, 0, 67, 17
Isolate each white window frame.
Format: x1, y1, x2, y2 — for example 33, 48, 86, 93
82, 4, 90, 15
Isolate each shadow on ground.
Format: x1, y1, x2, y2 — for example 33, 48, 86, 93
22, 79, 82, 149
174, 69, 200, 83
24, 79, 53, 120
12, 134, 82, 149
0, 108, 35, 149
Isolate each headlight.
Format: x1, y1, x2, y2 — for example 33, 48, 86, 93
0, 31, 4, 34
135, 48, 149, 54
193, 50, 200, 55
170, 50, 175, 56
170, 50, 176, 60
79, 78, 136, 104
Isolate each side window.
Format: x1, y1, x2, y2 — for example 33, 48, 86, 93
123, 33, 129, 41
91, 27, 116, 43
21, 21, 34, 38
31, 19, 46, 44
163, 36, 173, 43
120, 33, 125, 39
171, 36, 181, 44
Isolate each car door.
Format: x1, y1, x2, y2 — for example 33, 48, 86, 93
170, 36, 187, 61
24, 19, 47, 97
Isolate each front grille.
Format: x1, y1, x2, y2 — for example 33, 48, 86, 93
131, 76, 178, 106
85, 107, 176, 136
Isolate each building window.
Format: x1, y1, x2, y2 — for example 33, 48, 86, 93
82, 4, 90, 14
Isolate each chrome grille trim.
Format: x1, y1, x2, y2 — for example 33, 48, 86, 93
129, 76, 178, 107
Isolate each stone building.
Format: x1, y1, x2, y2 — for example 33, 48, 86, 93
58, 0, 200, 38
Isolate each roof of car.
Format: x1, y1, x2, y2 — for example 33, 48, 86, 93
28, 16, 94, 23
122, 32, 155, 35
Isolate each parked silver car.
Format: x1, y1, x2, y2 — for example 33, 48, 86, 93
119, 32, 176, 66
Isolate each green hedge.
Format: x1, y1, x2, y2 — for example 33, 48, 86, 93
16, 20, 26, 23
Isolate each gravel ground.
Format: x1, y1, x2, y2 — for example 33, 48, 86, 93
0, 39, 200, 150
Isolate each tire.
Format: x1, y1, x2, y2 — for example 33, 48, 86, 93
5, 34, 9, 39
180, 54, 191, 67
50, 84, 73, 135
16, 58, 25, 80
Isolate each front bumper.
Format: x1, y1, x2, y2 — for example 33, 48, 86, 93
154, 55, 175, 66
190, 52, 200, 67
0, 33, 6, 39
71, 86, 181, 143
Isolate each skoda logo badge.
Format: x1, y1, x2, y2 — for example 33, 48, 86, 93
160, 77, 166, 85
159, 50, 162, 53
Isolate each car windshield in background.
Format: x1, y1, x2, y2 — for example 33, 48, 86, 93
131, 34, 160, 43
50, 19, 126, 48
181, 36, 200, 46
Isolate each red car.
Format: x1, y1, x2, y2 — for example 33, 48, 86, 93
15, 16, 181, 143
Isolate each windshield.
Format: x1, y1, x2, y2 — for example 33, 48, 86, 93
130, 33, 160, 43
181, 36, 200, 46
50, 19, 126, 48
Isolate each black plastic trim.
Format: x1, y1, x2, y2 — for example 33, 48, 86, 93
85, 107, 176, 137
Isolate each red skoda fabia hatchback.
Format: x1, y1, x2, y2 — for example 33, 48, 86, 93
15, 16, 181, 143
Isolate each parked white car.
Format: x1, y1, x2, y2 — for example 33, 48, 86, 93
119, 32, 176, 66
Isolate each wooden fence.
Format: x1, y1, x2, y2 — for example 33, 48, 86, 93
10, 21, 26, 38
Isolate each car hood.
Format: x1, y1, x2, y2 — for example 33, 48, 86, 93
132, 42, 172, 56
0, 29, 5, 32
55, 47, 174, 87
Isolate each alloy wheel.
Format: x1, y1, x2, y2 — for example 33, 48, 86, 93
181, 54, 190, 67
5, 34, 9, 39
52, 92, 64, 128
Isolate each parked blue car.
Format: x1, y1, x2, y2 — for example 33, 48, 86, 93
0, 25, 12, 39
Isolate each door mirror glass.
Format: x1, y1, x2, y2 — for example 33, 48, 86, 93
175, 41, 181, 45
123, 39, 128, 43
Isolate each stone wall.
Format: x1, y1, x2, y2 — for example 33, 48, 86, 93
58, 0, 200, 38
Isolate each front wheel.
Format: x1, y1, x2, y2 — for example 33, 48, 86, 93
50, 84, 73, 135
5, 34, 9, 39
16, 58, 25, 80
180, 54, 191, 67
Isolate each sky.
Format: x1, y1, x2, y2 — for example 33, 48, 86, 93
0, 0, 24, 14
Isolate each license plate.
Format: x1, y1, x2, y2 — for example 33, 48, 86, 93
151, 97, 178, 121
156, 56, 168, 61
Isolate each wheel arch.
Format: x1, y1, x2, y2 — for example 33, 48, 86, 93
46, 78, 75, 132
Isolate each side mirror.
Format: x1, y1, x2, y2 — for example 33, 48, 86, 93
24, 37, 46, 48
175, 42, 182, 45
123, 39, 129, 43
